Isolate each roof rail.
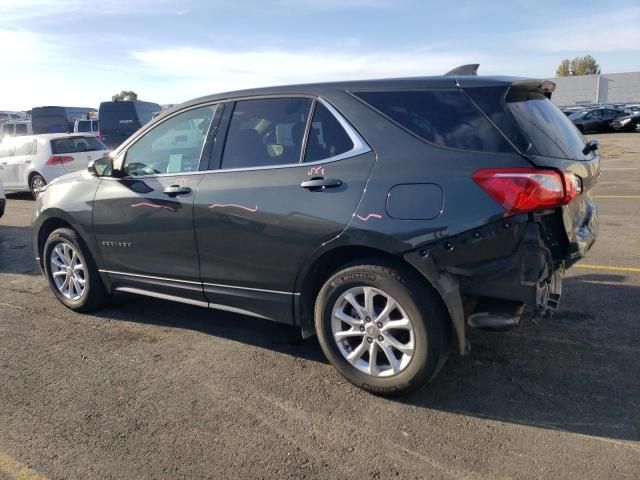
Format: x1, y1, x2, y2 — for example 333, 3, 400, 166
444, 64, 479, 76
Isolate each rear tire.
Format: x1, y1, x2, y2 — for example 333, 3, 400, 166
314, 260, 451, 396
30, 173, 46, 199
43, 227, 109, 312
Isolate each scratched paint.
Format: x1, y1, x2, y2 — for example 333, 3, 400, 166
130, 202, 176, 212
307, 166, 326, 176
356, 213, 383, 221
208, 203, 258, 213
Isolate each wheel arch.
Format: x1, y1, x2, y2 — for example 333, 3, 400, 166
35, 212, 95, 270
294, 243, 466, 353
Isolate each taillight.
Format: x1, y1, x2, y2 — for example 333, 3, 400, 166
46, 155, 74, 165
472, 168, 577, 216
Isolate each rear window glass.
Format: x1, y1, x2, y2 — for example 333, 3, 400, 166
506, 90, 589, 160
14, 124, 27, 134
353, 90, 514, 153
304, 103, 354, 162
77, 121, 92, 132
51, 136, 107, 154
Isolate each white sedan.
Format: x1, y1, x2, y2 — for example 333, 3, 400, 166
0, 134, 109, 198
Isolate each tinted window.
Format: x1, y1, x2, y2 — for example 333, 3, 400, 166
304, 103, 354, 162
221, 98, 312, 169
463, 86, 530, 153
77, 120, 92, 132
507, 90, 588, 160
124, 105, 217, 176
354, 90, 514, 153
51, 136, 107, 154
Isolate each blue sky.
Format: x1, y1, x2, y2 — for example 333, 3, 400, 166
1, 0, 638, 110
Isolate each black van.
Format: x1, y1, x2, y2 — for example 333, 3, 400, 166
31, 106, 97, 134
98, 101, 161, 149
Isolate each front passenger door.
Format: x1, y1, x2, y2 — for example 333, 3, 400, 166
93, 104, 221, 302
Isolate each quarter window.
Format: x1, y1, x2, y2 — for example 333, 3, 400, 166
304, 103, 354, 162
124, 105, 217, 176
354, 90, 514, 153
221, 98, 312, 169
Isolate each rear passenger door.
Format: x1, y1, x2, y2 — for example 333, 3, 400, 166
193, 97, 375, 323
6, 138, 35, 189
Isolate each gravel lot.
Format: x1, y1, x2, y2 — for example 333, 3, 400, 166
1, 134, 639, 479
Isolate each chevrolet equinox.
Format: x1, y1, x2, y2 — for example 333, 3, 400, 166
32, 71, 599, 395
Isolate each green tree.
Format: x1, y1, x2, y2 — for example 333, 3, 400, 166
556, 59, 571, 77
112, 90, 138, 101
556, 55, 601, 77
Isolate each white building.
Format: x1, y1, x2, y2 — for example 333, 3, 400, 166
549, 71, 640, 106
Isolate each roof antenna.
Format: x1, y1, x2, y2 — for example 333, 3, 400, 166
444, 64, 479, 76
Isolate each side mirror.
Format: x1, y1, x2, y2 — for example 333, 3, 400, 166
88, 155, 114, 177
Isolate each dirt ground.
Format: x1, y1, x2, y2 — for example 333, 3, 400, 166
0, 133, 638, 479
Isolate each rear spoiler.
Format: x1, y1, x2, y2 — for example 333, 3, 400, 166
510, 79, 556, 99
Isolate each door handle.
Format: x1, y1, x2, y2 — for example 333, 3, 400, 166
163, 185, 192, 197
300, 178, 342, 191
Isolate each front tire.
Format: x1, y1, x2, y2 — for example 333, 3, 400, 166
30, 173, 46, 199
43, 228, 109, 312
315, 261, 451, 396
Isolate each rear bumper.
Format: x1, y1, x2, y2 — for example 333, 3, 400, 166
405, 209, 596, 352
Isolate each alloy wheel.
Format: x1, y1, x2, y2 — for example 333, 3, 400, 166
331, 286, 415, 377
50, 242, 86, 301
31, 175, 45, 198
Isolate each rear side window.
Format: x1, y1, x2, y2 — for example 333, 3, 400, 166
51, 136, 107, 154
221, 98, 312, 169
304, 103, 354, 162
354, 90, 514, 153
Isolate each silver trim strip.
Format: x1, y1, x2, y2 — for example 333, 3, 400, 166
100, 269, 300, 296
105, 96, 372, 179
100, 269, 201, 285
203, 282, 299, 296
208, 302, 271, 320
114, 287, 209, 308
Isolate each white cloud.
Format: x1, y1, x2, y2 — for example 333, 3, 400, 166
132, 47, 478, 93
519, 7, 640, 53
276, 0, 393, 9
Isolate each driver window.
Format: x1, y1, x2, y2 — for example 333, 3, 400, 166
124, 105, 217, 176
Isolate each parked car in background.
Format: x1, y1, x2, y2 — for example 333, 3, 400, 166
0, 176, 5, 218
0, 121, 33, 140
98, 100, 161, 149
569, 108, 628, 133
612, 111, 640, 132
31, 106, 97, 134
32, 74, 599, 395
0, 134, 108, 198
74, 118, 100, 135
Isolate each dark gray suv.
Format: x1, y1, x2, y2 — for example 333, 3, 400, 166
32, 73, 599, 395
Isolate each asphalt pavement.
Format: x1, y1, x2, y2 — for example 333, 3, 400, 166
0, 133, 638, 479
